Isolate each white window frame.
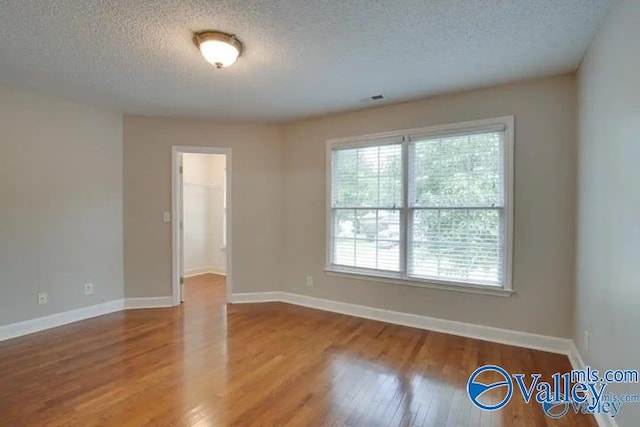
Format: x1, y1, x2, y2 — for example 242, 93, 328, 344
325, 116, 514, 297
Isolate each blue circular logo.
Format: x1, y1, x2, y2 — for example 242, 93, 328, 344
542, 394, 570, 419
467, 365, 513, 411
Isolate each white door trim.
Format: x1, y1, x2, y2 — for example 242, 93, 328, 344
171, 146, 233, 306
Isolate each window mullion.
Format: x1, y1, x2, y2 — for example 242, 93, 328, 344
400, 136, 410, 278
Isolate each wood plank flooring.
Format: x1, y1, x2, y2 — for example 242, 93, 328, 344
0, 274, 595, 426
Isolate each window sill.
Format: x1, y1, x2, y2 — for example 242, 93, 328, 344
324, 268, 514, 298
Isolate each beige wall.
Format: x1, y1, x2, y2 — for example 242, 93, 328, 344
0, 68, 590, 345
0, 86, 123, 325
123, 117, 283, 297
281, 75, 577, 337
576, 0, 639, 424
122, 76, 580, 339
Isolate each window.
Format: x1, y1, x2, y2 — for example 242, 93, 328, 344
327, 117, 513, 292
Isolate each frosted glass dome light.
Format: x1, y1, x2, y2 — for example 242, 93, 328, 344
193, 31, 243, 69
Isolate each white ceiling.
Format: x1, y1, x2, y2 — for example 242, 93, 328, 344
0, 0, 610, 122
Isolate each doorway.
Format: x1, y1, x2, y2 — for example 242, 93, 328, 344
172, 146, 232, 306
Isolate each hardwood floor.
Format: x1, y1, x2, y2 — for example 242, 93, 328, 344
0, 274, 595, 426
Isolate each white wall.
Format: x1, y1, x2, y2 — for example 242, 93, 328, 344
0, 86, 123, 325
183, 153, 226, 276
282, 75, 577, 338
575, 0, 639, 425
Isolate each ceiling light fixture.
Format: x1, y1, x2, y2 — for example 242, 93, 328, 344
193, 31, 243, 69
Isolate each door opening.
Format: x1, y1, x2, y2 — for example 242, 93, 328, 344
172, 146, 232, 306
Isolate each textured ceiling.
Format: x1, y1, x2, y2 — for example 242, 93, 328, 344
0, 0, 610, 121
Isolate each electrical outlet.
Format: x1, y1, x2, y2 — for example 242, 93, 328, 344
306, 276, 313, 287
163, 211, 171, 223
84, 283, 93, 295
38, 292, 48, 305
584, 330, 590, 355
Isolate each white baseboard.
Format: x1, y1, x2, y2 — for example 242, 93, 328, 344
285, 293, 574, 354
184, 266, 226, 278
0, 296, 176, 342
228, 292, 283, 304
230, 291, 573, 355
0, 299, 125, 342
124, 296, 175, 309
567, 341, 587, 371
0, 290, 577, 361
567, 342, 619, 427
